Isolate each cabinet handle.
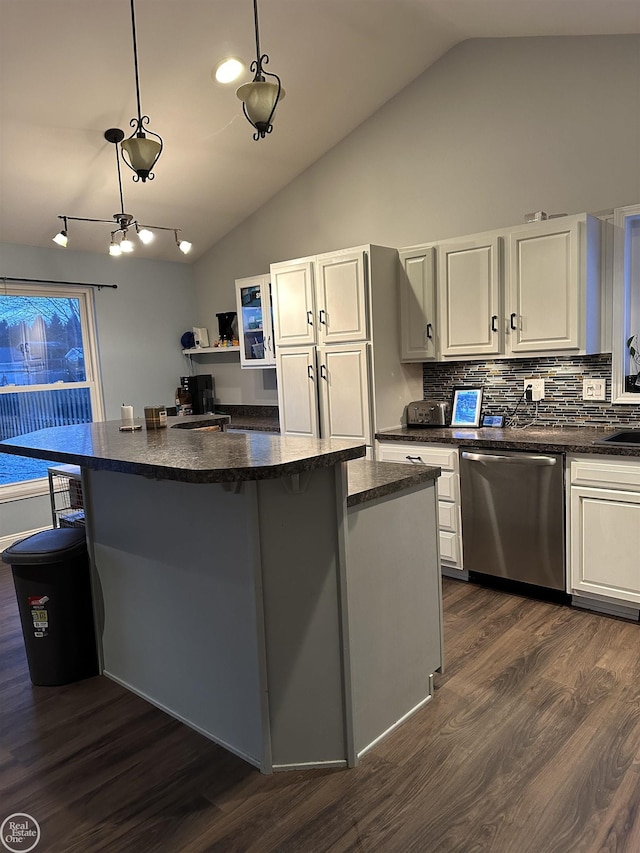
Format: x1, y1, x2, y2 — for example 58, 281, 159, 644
320, 364, 328, 380
307, 364, 314, 380
405, 455, 424, 464
491, 315, 498, 333
319, 309, 327, 325
267, 335, 272, 354
307, 310, 313, 326
510, 312, 518, 331
426, 323, 433, 340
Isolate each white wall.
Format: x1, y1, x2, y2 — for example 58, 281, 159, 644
193, 34, 640, 404
0, 241, 197, 537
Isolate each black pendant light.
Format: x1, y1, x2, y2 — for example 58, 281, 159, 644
120, 0, 163, 181
236, 0, 285, 140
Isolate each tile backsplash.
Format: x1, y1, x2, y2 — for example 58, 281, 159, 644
422, 354, 640, 428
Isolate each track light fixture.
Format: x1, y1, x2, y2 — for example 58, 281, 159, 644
120, 0, 163, 182
52, 216, 68, 247
236, 0, 285, 140
52, 129, 191, 258
174, 231, 192, 255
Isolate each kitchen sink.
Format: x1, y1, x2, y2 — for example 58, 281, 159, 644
598, 430, 640, 446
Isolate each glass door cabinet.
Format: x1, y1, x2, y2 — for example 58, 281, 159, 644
234, 274, 276, 369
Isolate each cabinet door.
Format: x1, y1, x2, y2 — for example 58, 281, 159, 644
271, 260, 316, 347
276, 347, 319, 438
399, 247, 437, 361
508, 217, 580, 352
235, 275, 276, 369
438, 235, 502, 357
315, 250, 369, 344
317, 343, 372, 445
570, 485, 640, 604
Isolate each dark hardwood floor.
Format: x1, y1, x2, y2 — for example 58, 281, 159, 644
3, 561, 640, 852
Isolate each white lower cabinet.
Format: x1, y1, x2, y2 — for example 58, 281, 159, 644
568, 456, 640, 608
377, 441, 463, 572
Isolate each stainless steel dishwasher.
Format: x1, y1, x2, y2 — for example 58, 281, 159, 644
460, 448, 565, 591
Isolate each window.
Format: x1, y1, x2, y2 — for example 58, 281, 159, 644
612, 204, 640, 403
0, 283, 103, 497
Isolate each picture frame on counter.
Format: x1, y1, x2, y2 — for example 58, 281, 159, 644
450, 387, 483, 428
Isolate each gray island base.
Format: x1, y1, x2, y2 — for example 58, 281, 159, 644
0, 422, 443, 773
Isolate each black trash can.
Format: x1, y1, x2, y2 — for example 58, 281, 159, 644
2, 527, 99, 686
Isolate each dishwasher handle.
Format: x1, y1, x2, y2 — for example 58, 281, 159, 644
461, 451, 557, 466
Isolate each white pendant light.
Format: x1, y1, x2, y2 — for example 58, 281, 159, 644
120, 0, 163, 182
236, 0, 285, 140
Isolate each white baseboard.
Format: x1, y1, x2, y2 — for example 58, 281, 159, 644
0, 526, 50, 553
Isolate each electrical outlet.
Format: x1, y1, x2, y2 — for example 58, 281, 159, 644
524, 378, 545, 401
583, 378, 606, 401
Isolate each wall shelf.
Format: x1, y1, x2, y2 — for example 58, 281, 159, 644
182, 346, 240, 355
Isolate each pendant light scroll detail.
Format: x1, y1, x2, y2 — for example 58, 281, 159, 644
120, 0, 163, 181
236, 0, 285, 140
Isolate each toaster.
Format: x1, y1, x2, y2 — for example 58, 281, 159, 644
406, 399, 449, 427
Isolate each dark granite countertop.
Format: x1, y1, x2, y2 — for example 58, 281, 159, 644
0, 419, 365, 484
226, 416, 280, 433
376, 426, 640, 456
215, 405, 280, 433
346, 459, 440, 508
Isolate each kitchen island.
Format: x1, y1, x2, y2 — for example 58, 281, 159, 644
0, 422, 443, 773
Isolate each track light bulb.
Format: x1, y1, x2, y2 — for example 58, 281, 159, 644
109, 240, 122, 257
120, 233, 134, 253
52, 230, 68, 248
174, 230, 192, 255
137, 226, 154, 244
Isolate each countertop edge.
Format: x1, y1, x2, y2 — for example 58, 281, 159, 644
375, 427, 640, 457
346, 459, 441, 507
0, 420, 366, 484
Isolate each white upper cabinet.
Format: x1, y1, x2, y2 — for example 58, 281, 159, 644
507, 214, 600, 354
271, 259, 316, 347
437, 233, 502, 358
399, 247, 437, 362
400, 212, 602, 361
272, 250, 369, 347
235, 274, 276, 369
315, 250, 369, 344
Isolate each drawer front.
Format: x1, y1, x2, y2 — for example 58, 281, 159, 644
377, 441, 458, 471
437, 470, 459, 502
439, 531, 461, 566
569, 455, 640, 491
438, 500, 459, 533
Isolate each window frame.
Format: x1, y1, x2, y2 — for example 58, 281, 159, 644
0, 282, 104, 499
612, 204, 640, 404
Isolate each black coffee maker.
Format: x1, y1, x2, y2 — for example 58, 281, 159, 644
216, 312, 236, 344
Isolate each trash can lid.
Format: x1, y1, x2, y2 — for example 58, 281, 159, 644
1, 527, 87, 565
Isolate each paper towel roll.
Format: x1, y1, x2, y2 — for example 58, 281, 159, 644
121, 404, 134, 425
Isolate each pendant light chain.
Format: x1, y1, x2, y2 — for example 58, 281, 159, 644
129, 0, 144, 126
253, 0, 262, 76
114, 137, 126, 216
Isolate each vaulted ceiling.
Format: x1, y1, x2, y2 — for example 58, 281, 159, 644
1, 0, 639, 262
